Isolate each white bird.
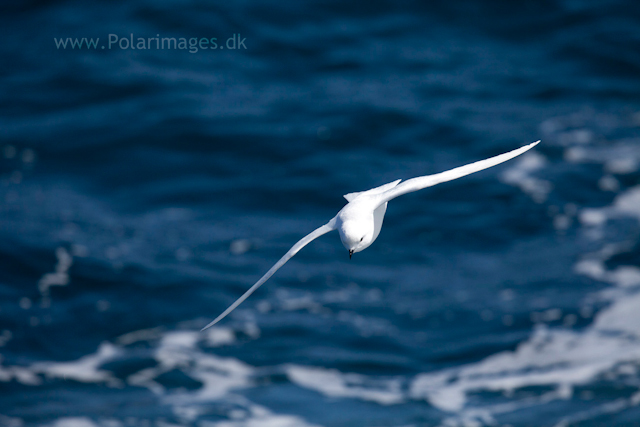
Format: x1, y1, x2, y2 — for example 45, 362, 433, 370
202, 141, 539, 330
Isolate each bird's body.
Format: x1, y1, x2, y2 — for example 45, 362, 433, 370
202, 141, 540, 330
337, 178, 401, 254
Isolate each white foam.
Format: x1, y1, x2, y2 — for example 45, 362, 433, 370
277, 292, 323, 313
38, 247, 73, 295
126, 330, 253, 403
204, 404, 323, 427
562, 138, 640, 175
204, 326, 236, 347
160, 330, 200, 350
116, 326, 165, 345
580, 186, 640, 227
594, 293, 640, 335
34, 342, 122, 387
579, 209, 608, 226
412, 286, 640, 417
612, 186, 640, 220
500, 151, 552, 203
575, 258, 640, 289
0, 356, 41, 385
286, 365, 403, 405
410, 323, 640, 412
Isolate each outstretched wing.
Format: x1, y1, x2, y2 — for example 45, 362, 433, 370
375, 141, 539, 206
344, 179, 402, 202
201, 217, 338, 331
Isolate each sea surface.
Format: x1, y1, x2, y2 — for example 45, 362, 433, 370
2, 1, 640, 426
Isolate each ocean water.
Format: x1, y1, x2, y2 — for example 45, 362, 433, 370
2, 1, 640, 426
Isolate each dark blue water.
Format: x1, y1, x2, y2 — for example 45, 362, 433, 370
2, 1, 640, 426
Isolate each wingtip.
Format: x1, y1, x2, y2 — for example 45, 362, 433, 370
200, 319, 219, 332
530, 140, 541, 147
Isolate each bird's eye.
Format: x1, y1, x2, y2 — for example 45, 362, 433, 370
360, 237, 364, 242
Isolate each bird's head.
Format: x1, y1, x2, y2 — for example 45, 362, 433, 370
338, 220, 372, 259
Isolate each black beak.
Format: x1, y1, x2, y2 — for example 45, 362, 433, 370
349, 249, 354, 259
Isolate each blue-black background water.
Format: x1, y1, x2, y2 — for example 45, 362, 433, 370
2, 1, 640, 426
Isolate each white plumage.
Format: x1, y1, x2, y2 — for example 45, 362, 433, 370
202, 141, 540, 330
